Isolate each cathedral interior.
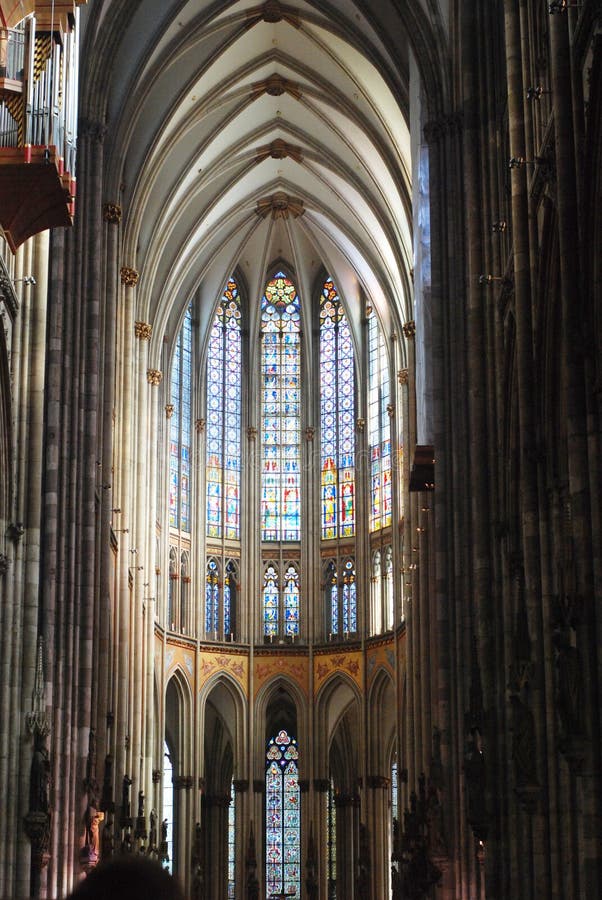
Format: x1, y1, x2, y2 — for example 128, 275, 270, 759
0, 1, 600, 898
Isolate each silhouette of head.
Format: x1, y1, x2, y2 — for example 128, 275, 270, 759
67, 855, 184, 900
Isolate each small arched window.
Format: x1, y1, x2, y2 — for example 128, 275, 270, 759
168, 547, 178, 630
329, 559, 357, 637
180, 551, 190, 635
205, 557, 220, 636
384, 546, 393, 630
263, 563, 300, 639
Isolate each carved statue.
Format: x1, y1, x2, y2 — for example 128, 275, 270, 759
100, 753, 113, 812
120, 774, 133, 828
30, 731, 51, 814
137, 790, 145, 819
149, 809, 158, 852
84, 804, 103, 859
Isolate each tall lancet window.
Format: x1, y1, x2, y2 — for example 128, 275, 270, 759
265, 730, 301, 898
261, 271, 301, 541
320, 278, 356, 539
368, 311, 392, 531
169, 305, 192, 530
206, 279, 242, 540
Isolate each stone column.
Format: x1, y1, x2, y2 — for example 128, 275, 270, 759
549, 11, 599, 898
504, 3, 548, 896
334, 793, 358, 900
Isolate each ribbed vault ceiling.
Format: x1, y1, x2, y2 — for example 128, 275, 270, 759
80, 0, 437, 351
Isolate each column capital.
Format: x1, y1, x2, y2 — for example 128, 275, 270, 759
173, 776, 194, 791
135, 321, 152, 340
165, 404, 174, 419
195, 418, 206, 433
120, 266, 139, 287
402, 320, 416, 339
103, 203, 122, 225
147, 369, 163, 386
232, 779, 249, 793
398, 368, 409, 386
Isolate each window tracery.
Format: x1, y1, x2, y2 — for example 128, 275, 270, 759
265, 730, 300, 897
261, 271, 301, 542
320, 277, 355, 540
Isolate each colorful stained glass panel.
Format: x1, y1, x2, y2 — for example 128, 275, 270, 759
261, 272, 301, 541
320, 278, 356, 539
265, 731, 300, 898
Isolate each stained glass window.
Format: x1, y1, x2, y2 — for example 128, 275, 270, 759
163, 741, 174, 873
205, 557, 237, 639
384, 546, 393, 629
168, 547, 178, 630
224, 560, 237, 637
283, 565, 300, 637
206, 279, 242, 540
368, 312, 392, 531
263, 564, 300, 639
228, 781, 236, 898
170, 306, 192, 531
329, 559, 357, 637
327, 778, 337, 896
263, 564, 279, 637
265, 730, 300, 898
261, 272, 301, 541
320, 278, 355, 539
205, 558, 219, 635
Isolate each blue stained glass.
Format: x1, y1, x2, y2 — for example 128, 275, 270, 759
206, 280, 242, 540
328, 563, 338, 635
368, 312, 392, 531
228, 783, 236, 898
169, 307, 192, 530
261, 272, 301, 541
265, 731, 300, 898
320, 279, 356, 539
330, 559, 356, 635
263, 565, 279, 636
205, 559, 219, 633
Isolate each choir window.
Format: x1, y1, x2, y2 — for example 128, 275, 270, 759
320, 277, 356, 540
169, 305, 192, 531
368, 310, 392, 531
206, 279, 242, 540
265, 730, 301, 898
261, 271, 302, 542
